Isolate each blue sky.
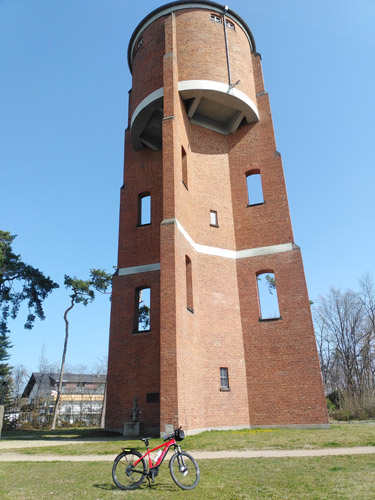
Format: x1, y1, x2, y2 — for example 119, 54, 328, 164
1, 0, 374, 375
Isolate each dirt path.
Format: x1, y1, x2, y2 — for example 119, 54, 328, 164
1, 446, 375, 462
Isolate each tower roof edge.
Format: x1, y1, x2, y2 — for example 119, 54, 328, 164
127, 1, 257, 74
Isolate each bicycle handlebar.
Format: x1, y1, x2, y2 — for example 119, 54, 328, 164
163, 426, 182, 441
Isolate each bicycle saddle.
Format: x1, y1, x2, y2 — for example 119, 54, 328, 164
141, 437, 151, 446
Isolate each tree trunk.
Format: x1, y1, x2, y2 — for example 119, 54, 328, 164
100, 379, 107, 428
51, 297, 75, 430
0, 405, 4, 438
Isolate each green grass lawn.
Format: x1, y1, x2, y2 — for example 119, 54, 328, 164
2, 422, 375, 456
2, 423, 375, 499
0, 455, 374, 499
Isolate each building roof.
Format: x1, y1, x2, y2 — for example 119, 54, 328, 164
22, 372, 106, 398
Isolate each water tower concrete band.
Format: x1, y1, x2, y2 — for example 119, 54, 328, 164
105, 0, 329, 436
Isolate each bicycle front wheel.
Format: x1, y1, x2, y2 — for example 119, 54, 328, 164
169, 451, 200, 490
112, 450, 147, 490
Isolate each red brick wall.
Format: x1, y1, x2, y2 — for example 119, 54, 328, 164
106, 271, 160, 431
237, 250, 328, 426
117, 132, 163, 270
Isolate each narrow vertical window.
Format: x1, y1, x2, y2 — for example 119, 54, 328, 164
220, 368, 230, 390
186, 256, 193, 313
256, 272, 280, 320
182, 146, 188, 189
246, 170, 264, 206
210, 210, 218, 227
138, 193, 151, 225
135, 287, 151, 332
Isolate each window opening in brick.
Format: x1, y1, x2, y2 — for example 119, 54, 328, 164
220, 367, 230, 390
146, 393, 160, 403
135, 287, 151, 332
138, 193, 151, 225
182, 146, 188, 189
186, 256, 193, 313
246, 171, 264, 206
210, 210, 218, 227
225, 19, 235, 30
210, 13, 222, 23
256, 272, 280, 320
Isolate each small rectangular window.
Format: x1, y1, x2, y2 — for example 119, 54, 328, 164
210, 13, 222, 23
133, 37, 143, 58
220, 368, 230, 390
146, 393, 160, 403
225, 19, 235, 30
210, 210, 218, 227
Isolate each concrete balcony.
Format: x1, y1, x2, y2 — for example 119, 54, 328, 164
130, 80, 259, 151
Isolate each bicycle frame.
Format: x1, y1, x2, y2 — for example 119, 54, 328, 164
125, 436, 177, 472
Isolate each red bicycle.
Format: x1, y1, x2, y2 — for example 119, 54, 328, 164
112, 427, 200, 490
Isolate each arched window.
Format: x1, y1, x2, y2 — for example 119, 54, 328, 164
182, 146, 188, 189
186, 256, 193, 313
246, 170, 264, 206
134, 287, 151, 332
138, 193, 151, 225
256, 271, 280, 320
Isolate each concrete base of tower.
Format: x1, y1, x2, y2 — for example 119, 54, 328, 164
249, 424, 330, 430
160, 422, 330, 437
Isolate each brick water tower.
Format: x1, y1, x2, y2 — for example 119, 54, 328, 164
105, 1, 329, 435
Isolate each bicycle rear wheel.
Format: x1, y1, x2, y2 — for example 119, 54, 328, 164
169, 451, 200, 490
112, 450, 147, 490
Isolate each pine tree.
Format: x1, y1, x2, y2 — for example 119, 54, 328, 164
0, 230, 59, 397
0, 332, 12, 406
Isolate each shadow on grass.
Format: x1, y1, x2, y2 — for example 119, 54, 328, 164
93, 483, 118, 491
2, 428, 122, 441
94, 482, 177, 493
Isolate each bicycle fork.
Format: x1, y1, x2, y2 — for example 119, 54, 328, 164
176, 446, 188, 476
